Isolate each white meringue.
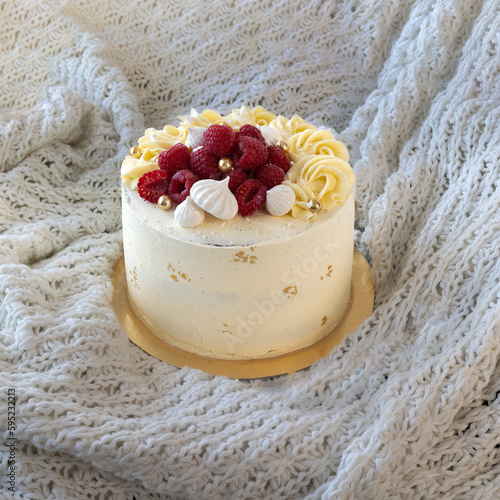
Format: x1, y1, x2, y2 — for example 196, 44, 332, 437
174, 196, 205, 227
190, 177, 238, 220
265, 184, 296, 216
185, 127, 206, 149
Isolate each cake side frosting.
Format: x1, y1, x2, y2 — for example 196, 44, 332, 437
123, 187, 354, 359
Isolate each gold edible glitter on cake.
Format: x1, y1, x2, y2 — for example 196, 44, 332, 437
283, 285, 298, 297
232, 251, 257, 264
129, 266, 140, 289
321, 316, 328, 326
320, 265, 333, 280
167, 263, 191, 282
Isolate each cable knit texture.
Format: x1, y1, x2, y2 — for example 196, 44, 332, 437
1, 0, 500, 498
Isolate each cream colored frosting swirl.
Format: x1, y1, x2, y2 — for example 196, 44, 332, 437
283, 155, 355, 221
121, 156, 157, 190
228, 105, 277, 128
178, 108, 225, 129
138, 126, 188, 157
268, 115, 317, 140
121, 125, 188, 189
288, 129, 349, 162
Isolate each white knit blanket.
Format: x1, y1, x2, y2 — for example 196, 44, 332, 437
1, 0, 499, 498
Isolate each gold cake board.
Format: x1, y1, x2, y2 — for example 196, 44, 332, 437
111, 248, 374, 379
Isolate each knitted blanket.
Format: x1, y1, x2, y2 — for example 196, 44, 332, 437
1, 0, 499, 498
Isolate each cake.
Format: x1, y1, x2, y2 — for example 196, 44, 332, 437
121, 106, 355, 360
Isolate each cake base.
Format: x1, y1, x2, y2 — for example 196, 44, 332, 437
111, 248, 374, 379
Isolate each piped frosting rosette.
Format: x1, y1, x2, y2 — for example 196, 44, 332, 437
228, 105, 277, 128
138, 126, 188, 154
121, 155, 158, 190
268, 115, 317, 141
178, 108, 226, 129
121, 126, 188, 189
287, 128, 349, 163
283, 155, 355, 221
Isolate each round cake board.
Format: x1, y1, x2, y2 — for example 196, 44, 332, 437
111, 248, 374, 379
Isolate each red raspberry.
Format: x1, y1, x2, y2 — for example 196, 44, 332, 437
235, 179, 267, 217
168, 169, 199, 204
223, 168, 248, 194
204, 124, 236, 157
237, 124, 266, 145
266, 145, 291, 173
158, 143, 191, 175
254, 163, 285, 189
190, 147, 222, 179
137, 170, 171, 204
233, 136, 268, 171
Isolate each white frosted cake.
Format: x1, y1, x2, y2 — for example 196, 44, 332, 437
121, 106, 355, 360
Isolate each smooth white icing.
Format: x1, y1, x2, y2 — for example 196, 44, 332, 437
122, 185, 354, 360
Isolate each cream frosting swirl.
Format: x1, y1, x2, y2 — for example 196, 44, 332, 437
283, 155, 355, 221
288, 129, 349, 162
121, 125, 188, 189
138, 126, 188, 157
178, 108, 225, 129
228, 105, 277, 128
268, 115, 317, 140
121, 156, 157, 190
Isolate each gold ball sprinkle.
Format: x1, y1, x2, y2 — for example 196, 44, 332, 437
277, 140, 289, 153
129, 146, 141, 158
157, 195, 172, 210
218, 157, 234, 173
308, 199, 322, 213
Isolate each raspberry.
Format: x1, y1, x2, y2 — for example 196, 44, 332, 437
237, 124, 266, 145
254, 163, 285, 189
235, 179, 267, 217
168, 169, 199, 204
190, 147, 222, 180
204, 124, 236, 157
223, 168, 248, 194
157, 143, 191, 176
233, 136, 268, 171
266, 145, 291, 173
137, 170, 171, 204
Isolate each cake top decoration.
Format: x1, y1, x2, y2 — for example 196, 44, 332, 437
121, 106, 355, 226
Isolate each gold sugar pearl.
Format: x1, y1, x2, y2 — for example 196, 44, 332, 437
218, 158, 234, 173
308, 199, 322, 213
276, 140, 289, 153
157, 195, 172, 210
129, 146, 141, 158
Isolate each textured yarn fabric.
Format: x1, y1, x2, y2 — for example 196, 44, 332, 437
1, 0, 500, 498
